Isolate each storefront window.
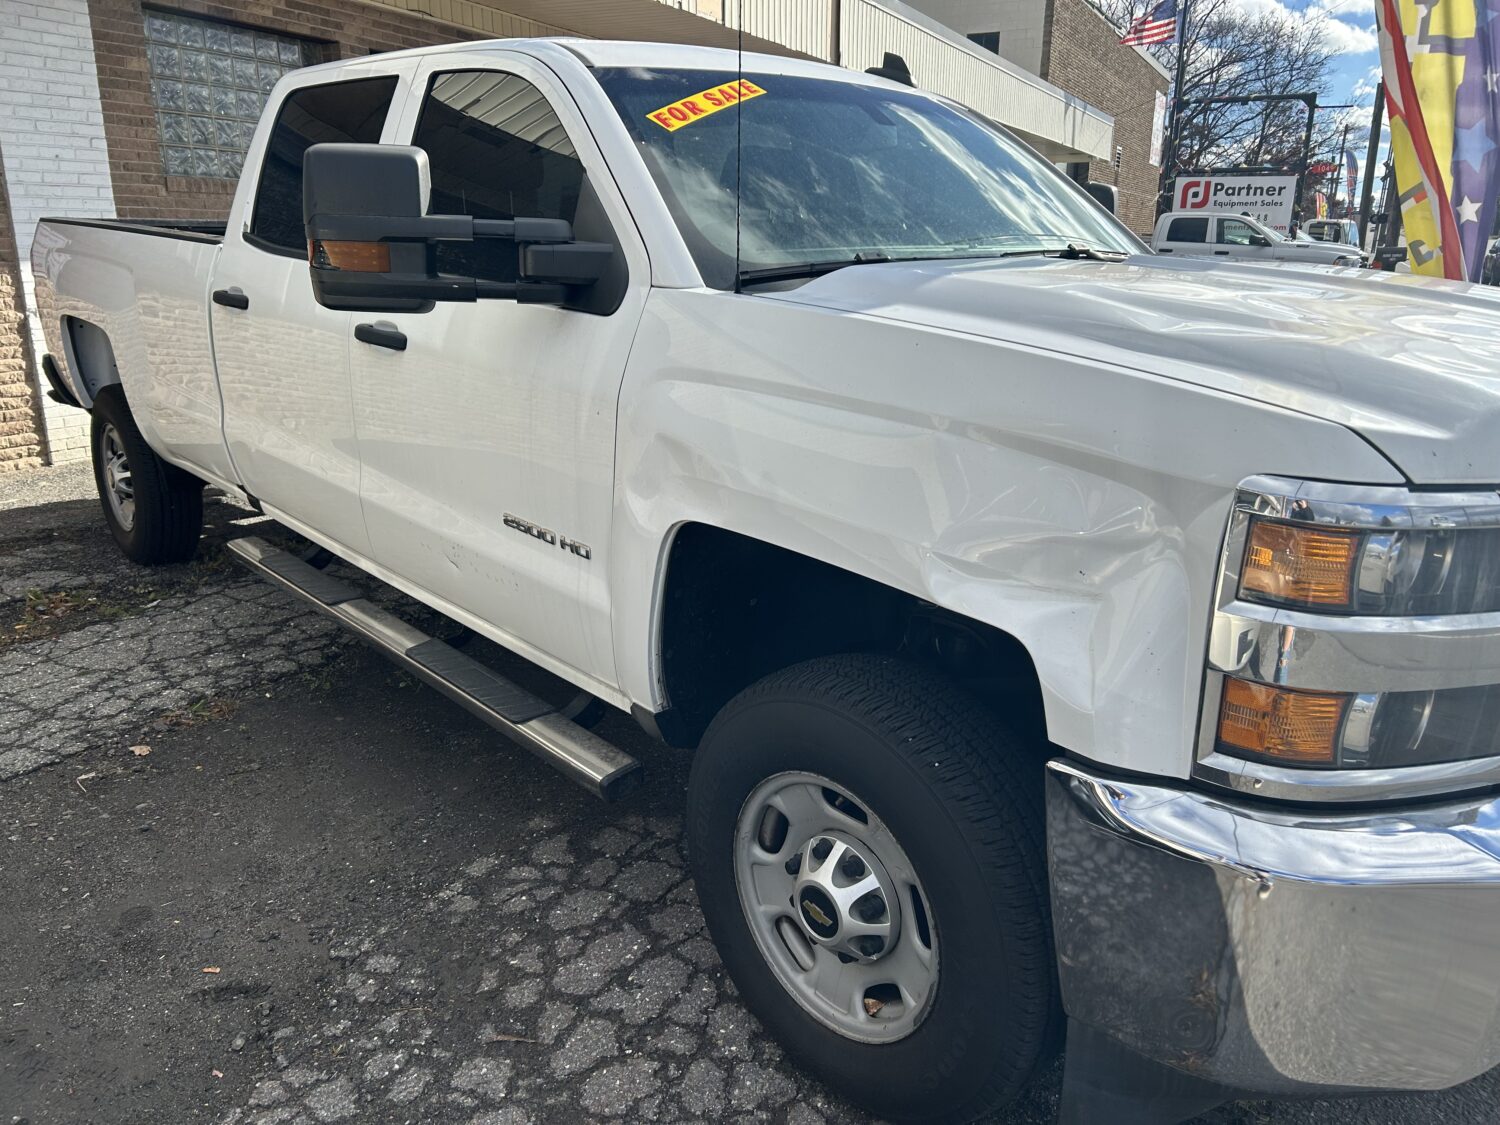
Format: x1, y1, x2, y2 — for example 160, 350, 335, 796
143, 9, 318, 179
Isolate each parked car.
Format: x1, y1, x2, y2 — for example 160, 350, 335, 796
1153, 210, 1368, 265
1304, 217, 1360, 246
30, 38, 1500, 1125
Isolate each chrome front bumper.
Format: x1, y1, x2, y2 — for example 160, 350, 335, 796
1047, 759, 1500, 1096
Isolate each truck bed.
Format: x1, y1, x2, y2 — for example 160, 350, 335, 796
31, 213, 235, 490
37, 216, 226, 243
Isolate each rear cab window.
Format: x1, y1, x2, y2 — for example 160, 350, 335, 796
248, 75, 399, 255
1166, 217, 1208, 243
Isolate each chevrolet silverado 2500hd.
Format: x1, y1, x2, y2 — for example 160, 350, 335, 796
30, 38, 1500, 1125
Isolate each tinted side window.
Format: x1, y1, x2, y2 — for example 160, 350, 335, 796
250, 76, 398, 253
1166, 217, 1208, 243
412, 70, 583, 283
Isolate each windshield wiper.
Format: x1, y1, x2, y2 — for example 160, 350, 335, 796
986, 243, 1131, 262
737, 251, 892, 286
1057, 243, 1129, 262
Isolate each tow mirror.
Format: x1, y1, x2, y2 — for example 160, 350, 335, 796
1249, 234, 1273, 248
301, 143, 613, 313
1084, 182, 1117, 216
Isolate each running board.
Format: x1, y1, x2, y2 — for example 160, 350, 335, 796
225, 536, 642, 801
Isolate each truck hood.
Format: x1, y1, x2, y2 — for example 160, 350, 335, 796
762, 254, 1500, 485
1267, 241, 1361, 261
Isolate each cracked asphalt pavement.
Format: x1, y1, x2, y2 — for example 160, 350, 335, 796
3, 463, 1499, 1125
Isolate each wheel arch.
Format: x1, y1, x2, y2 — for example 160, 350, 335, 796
61, 315, 122, 408
649, 522, 1049, 752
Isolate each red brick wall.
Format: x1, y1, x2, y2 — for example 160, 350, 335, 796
0, 156, 44, 472
1042, 0, 1169, 238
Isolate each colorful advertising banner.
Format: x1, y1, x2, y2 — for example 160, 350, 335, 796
1376, 0, 1500, 281
1344, 150, 1359, 202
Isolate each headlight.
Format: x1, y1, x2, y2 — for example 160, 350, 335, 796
1215, 676, 1500, 770
1202, 478, 1500, 792
1239, 516, 1500, 616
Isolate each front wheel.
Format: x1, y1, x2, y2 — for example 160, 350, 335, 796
90, 385, 204, 565
687, 655, 1059, 1123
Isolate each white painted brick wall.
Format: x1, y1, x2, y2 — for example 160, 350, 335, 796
0, 0, 116, 464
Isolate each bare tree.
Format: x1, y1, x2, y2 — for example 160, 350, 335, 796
1095, 0, 1340, 172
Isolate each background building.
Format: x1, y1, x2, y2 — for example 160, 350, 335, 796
0, 0, 1138, 470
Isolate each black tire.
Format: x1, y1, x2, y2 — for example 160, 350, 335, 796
90, 385, 204, 565
687, 654, 1059, 1124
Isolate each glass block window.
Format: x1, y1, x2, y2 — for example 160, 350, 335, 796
144, 9, 319, 179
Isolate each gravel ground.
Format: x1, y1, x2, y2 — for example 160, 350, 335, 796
2, 462, 1498, 1125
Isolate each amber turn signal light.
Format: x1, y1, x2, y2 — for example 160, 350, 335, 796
1241, 520, 1360, 608
1217, 678, 1348, 764
308, 239, 390, 273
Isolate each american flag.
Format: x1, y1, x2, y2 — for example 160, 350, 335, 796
1120, 0, 1179, 46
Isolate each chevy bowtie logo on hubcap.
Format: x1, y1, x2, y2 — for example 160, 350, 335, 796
798, 886, 840, 939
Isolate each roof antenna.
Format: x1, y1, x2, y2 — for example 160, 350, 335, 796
733, 0, 743, 293
866, 52, 914, 87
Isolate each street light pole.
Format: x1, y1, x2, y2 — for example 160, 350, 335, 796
1157, 0, 1192, 217
1357, 84, 1385, 249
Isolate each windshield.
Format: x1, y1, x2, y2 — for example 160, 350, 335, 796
594, 67, 1141, 289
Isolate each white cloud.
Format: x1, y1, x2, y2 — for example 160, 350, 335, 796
1224, 0, 1381, 56
1351, 64, 1382, 101
1321, 18, 1379, 55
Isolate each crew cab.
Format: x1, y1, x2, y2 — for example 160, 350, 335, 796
1152, 209, 1367, 265
30, 38, 1500, 1125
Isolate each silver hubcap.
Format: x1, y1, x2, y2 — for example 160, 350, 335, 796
99, 424, 134, 531
734, 772, 938, 1043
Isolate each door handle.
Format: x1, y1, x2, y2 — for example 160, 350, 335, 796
212, 288, 249, 310
1213, 250, 1230, 255
354, 322, 407, 352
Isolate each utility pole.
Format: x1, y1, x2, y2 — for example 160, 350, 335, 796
1335, 122, 1350, 213
1292, 94, 1318, 233
1357, 84, 1385, 250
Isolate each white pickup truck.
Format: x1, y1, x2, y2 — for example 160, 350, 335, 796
30, 37, 1500, 1125
1152, 209, 1368, 266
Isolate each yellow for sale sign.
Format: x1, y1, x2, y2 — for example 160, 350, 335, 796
647, 80, 767, 132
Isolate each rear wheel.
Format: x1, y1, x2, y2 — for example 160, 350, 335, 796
90, 385, 204, 565
687, 654, 1059, 1123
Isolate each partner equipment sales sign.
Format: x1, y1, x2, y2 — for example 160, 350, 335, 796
1174, 175, 1299, 232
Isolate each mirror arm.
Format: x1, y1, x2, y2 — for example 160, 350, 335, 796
309, 214, 574, 246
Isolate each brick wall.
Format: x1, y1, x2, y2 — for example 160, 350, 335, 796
0, 158, 45, 472
87, 0, 568, 222
0, 0, 115, 467
1041, 0, 1168, 238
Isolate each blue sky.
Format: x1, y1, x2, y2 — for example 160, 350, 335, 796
1228, 0, 1387, 172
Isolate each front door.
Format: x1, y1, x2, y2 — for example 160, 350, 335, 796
1214, 217, 1273, 261
211, 64, 412, 556
348, 52, 649, 694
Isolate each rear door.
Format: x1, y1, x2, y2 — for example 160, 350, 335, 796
1154, 215, 1210, 257
210, 62, 415, 556
346, 50, 650, 694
